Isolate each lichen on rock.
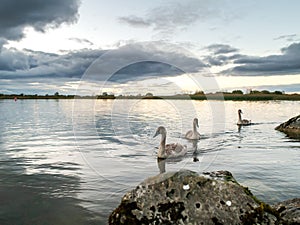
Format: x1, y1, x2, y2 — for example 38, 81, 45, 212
108, 170, 293, 224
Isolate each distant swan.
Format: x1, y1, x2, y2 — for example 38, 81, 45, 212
185, 118, 201, 140
153, 126, 188, 159
237, 109, 251, 126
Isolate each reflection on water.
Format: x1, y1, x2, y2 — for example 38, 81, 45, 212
157, 158, 166, 173
0, 166, 98, 225
191, 140, 200, 162
0, 99, 299, 224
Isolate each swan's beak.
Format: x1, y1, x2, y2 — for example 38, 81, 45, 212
153, 131, 159, 138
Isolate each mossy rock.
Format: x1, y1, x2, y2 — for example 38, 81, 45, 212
275, 115, 300, 139
109, 170, 290, 224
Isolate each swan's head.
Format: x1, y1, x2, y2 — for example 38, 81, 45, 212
153, 126, 167, 138
193, 118, 199, 128
238, 109, 243, 114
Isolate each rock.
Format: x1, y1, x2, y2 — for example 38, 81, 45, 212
275, 115, 300, 138
109, 170, 286, 225
273, 198, 300, 224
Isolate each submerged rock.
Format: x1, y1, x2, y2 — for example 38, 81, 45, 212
273, 198, 300, 224
275, 115, 300, 138
109, 170, 294, 225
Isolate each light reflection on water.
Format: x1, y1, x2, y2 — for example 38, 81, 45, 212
0, 99, 299, 224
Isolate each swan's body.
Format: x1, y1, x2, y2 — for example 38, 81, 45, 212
185, 118, 200, 140
237, 109, 251, 126
153, 126, 187, 159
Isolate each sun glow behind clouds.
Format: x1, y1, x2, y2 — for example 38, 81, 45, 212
166, 73, 300, 94
215, 74, 300, 92
6, 27, 97, 54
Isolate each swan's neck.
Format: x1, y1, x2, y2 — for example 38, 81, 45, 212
238, 112, 242, 122
158, 133, 167, 158
193, 122, 197, 133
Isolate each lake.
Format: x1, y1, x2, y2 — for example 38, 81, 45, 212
0, 99, 299, 224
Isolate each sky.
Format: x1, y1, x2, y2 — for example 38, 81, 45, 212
0, 0, 300, 95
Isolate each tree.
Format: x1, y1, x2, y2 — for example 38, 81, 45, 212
54, 92, 59, 96
232, 90, 243, 94
250, 90, 260, 94
274, 90, 283, 95
261, 90, 270, 94
194, 90, 204, 95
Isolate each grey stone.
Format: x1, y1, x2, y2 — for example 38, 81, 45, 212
273, 198, 300, 224
109, 170, 291, 225
275, 115, 300, 138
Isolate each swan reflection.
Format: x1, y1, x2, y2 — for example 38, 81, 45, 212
157, 158, 166, 174
191, 139, 200, 162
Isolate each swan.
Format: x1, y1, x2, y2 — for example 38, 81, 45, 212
153, 126, 188, 159
237, 109, 251, 126
185, 118, 201, 140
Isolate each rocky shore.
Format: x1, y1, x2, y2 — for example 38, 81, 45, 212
109, 170, 299, 225
275, 115, 300, 138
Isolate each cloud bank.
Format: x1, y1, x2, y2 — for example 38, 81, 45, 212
1, 41, 300, 94
0, 0, 80, 44
84, 42, 207, 83
0, 41, 208, 94
220, 42, 300, 75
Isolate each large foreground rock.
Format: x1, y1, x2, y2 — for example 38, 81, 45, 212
109, 170, 299, 225
275, 115, 300, 138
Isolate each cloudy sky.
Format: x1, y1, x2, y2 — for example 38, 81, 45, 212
1, 0, 300, 95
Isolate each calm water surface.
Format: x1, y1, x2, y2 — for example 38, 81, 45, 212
0, 99, 299, 224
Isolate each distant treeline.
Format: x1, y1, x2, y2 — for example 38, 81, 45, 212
189, 90, 300, 101
1, 90, 300, 101
0, 93, 76, 99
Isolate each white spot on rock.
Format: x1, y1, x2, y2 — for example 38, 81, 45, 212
183, 184, 190, 190
226, 200, 232, 206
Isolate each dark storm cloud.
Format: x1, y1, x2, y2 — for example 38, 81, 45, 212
202, 42, 300, 76
203, 44, 241, 66
0, 0, 80, 41
223, 42, 300, 76
0, 41, 208, 94
0, 48, 105, 79
84, 42, 207, 83
109, 61, 183, 82
0, 41, 206, 84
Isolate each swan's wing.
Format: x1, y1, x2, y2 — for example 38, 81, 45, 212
185, 130, 193, 138
166, 143, 187, 157
242, 119, 251, 124
175, 143, 187, 153
165, 143, 177, 153
185, 130, 200, 140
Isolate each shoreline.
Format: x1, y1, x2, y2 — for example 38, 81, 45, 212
1, 93, 300, 101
